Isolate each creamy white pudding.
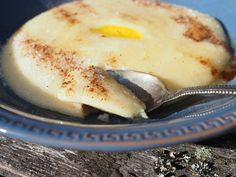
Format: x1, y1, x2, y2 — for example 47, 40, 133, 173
2, 0, 232, 118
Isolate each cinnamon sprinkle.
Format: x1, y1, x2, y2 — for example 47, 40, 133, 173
80, 66, 108, 97
106, 56, 117, 67
74, 1, 96, 13
133, 0, 160, 6
24, 38, 108, 96
54, 1, 96, 24
158, 2, 182, 11
24, 39, 77, 94
220, 55, 236, 81
173, 16, 224, 47
120, 13, 138, 21
54, 7, 79, 24
221, 70, 236, 81
199, 59, 218, 76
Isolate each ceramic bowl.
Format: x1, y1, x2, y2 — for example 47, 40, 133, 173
0, 0, 235, 151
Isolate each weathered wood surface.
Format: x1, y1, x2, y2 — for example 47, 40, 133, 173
0, 132, 235, 177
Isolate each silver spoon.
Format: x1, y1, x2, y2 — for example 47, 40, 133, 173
107, 70, 236, 112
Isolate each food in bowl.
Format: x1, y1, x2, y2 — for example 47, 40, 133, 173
1, 0, 232, 118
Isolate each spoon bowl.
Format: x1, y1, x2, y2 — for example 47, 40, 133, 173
107, 70, 236, 112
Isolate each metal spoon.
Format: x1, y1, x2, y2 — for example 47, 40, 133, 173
107, 70, 236, 112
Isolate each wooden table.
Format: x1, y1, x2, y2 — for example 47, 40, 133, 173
0, 131, 235, 177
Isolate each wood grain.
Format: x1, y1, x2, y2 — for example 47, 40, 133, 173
0, 132, 235, 177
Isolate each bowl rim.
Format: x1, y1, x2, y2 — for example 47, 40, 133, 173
0, 98, 236, 151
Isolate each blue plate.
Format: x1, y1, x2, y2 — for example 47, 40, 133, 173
0, 0, 236, 152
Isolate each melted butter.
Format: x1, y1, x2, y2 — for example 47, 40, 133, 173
91, 25, 142, 39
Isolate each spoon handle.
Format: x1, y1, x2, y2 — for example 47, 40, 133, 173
164, 85, 236, 104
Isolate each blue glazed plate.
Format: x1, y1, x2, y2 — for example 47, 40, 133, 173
0, 0, 236, 151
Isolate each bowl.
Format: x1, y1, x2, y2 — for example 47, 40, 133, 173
0, 0, 235, 151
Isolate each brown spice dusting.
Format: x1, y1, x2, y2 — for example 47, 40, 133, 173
210, 66, 218, 76
221, 70, 236, 81
54, 7, 79, 24
24, 38, 108, 97
120, 13, 138, 21
107, 57, 117, 66
53, 2, 97, 24
220, 56, 236, 81
80, 66, 108, 97
24, 38, 78, 94
133, 0, 160, 7
75, 1, 96, 13
173, 16, 224, 47
185, 22, 211, 42
158, 2, 184, 12
199, 58, 218, 76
